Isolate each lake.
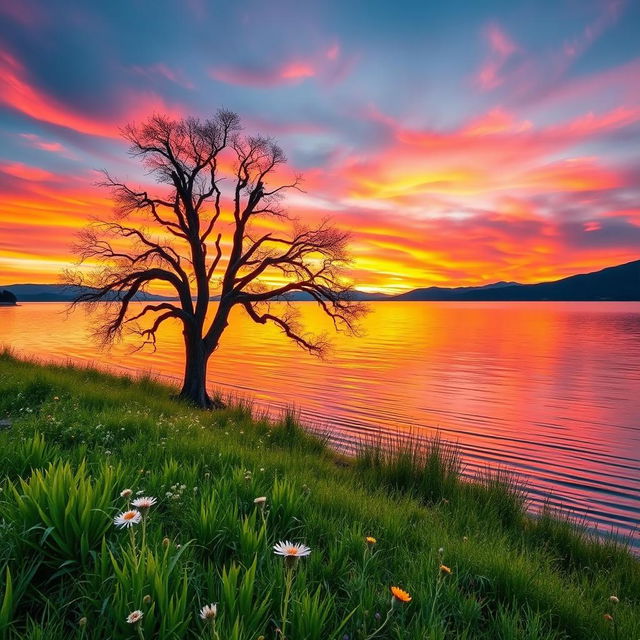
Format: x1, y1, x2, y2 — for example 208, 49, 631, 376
1, 301, 639, 545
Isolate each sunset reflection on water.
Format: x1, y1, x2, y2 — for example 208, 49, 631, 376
2, 301, 639, 545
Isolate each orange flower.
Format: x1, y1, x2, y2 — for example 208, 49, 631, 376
390, 586, 412, 603
365, 536, 377, 545
439, 564, 452, 575
603, 613, 614, 622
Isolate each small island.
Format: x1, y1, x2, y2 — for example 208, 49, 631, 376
0, 289, 17, 306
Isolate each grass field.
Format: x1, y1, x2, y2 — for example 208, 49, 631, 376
0, 350, 638, 639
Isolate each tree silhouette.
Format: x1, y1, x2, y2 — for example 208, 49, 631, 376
67, 112, 365, 408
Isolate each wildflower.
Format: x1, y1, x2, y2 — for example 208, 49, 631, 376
162, 537, 170, 547
276, 542, 310, 640
53, 396, 59, 401
120, 489, 133, 499
127, 610, 144, 624
390, 586, 412, 604
273, 540, 311, 558
131, 496, 157, 511
199, 603, 217, 620
463, 536, 468, 542
609, 595, 619, 604
143, 595, 152, 605
114, 510, 142, 528
438, 547, 444, 555
604, 613, 614, 622
254, 496, 267, 508
374, 612, 382, 621
439, 564, 452, 575
365, 536, 377, 545
274, 540, 311, 569
78, 617, 87, 628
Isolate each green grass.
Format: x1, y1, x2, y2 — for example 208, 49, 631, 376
0, 349, 638, 639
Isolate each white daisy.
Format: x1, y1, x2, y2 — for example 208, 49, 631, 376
273, 540, 311, 558
131, 496, 157, 510
114, 510, 142, 528
126, 610, 143, 624
199, 603, 217, 620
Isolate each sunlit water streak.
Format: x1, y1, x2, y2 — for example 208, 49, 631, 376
2, 301, 639, 546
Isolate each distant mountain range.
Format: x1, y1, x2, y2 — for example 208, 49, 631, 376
392, 259, 640, 302
3, 259, 639, 303
1, 284, 171, 303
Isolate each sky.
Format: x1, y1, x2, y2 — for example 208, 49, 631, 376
1, 0, 639, 294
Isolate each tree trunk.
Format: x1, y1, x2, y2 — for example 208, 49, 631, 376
178, 334, 221, 409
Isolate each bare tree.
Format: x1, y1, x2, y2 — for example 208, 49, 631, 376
66, 112, 365, 408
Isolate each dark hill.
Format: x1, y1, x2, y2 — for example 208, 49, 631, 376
393, 280, 520, 301
391, 260, 640, 301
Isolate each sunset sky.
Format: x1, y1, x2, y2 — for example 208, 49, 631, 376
1, 0, 640, 293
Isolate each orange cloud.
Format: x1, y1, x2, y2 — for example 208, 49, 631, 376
517, 157, 622, 192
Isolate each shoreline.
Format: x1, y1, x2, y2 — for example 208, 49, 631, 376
2, 344, 638, 552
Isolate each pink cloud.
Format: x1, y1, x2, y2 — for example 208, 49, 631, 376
561, 0, 626, 67
476, 3, 631, 101
279, 61, 316, 80
210, 60, 317, 87
210, 41, 354, 88
462, 107, 533, 135
130, 63, 194, 89
487, 22, 518, 57
19, 133, 66, 153
326, 43, 340, 61
475, 23, 519, 90
0, 162, 58, 182
0, 49, 184, 139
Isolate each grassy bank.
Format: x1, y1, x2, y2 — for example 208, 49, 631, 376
0, 351, 638, 639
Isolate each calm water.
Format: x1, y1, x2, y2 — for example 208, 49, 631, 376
2, 301, 639, 544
